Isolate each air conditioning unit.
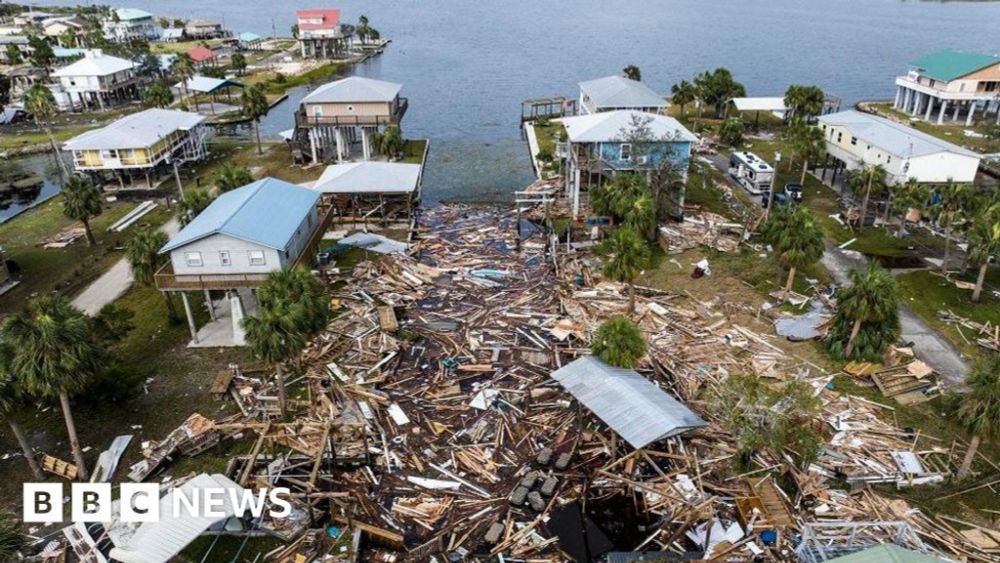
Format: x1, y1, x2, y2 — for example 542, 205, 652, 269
635, 155, 649, 165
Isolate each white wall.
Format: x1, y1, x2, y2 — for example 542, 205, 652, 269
906, 152, 981, 183
170, 234, 283, 276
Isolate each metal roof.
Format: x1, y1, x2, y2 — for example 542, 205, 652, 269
910, 49, 1000, 82
557, 110, 696, 144
817, 110, 980, 158
52, 50, 135, 77
732, 97, 789, 112
312, 162, 421, 194
108, 473, 245, 563
296, 8, 340, 30
339, 232, 410, 254
63, 108, 205, 151
174, 75, 244, 94
578, 75, 668, 110
161, 28, 184, 39
826, 545, 945, 563
238, 32, 262, 42
187, 45, 215, 62
551, 356, 706, 449
113, 8, 153, 21
302, 76, 402, 104
161, 177, 320, 253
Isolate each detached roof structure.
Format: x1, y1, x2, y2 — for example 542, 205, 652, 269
302, 76, 402, 104
63, 108, 205, 151
817, 110, 979, 158
909, 49, 1000, 82
113, 8, 154, 21
313, 162, 422, 194
52, 50, 135, 77
551, 356, 706, 449
161, 178, 320, 253
558, 110, 696, 143
238, 31, 262, 42
732, 97, 789, 113
174, 75, 244, 94
108, 473, 245, 563
579, 75, 668, 111
187, 45, 216, 62
296, 8, 341, 30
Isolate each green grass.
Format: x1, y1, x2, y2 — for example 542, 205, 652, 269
0, 126, 96, 151
150, 39, 226, 54
868, 102, 1000, 154
530, 121, 566, 156
402, 139, 428, 164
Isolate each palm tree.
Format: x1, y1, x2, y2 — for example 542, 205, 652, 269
4, 44, 22, 65
170, 53, 194, 102
850, 165, 886, 231
242, 302, 305, 418
0, 349, 43, 478
832, 263, 899, 359
783, 84, 825, 122
230, 52, 247, 76
956, 354, 1000, 479
125, 227, 178, 321
215, 162, 254, 192
935, 180, 973, 273
670, 80, 696, 118
623, 191, 656, 241
787, 122, 825, 185
967, 209, 1000, 303
622, 65, 641, 81
177, 189, 214, 225
372, 126, 404, 159
2, 295, 103, 480
142, 81, 174, 108
717, 117, 744, 147
62, 175, 103, 246
600, 227, 650, 313
761, 205, 825, 291
256, 267, 330, 335
27, 35, 54, 76
890, 178, 928, 238
24, 84, 67, 177
356, 15, 370, 45
592, 316, 646, 368
241, 84, 269, 155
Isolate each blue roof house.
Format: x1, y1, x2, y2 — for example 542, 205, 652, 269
556, 110, 696, 218
157, 177, 322, 344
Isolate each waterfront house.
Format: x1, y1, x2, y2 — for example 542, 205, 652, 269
894, 49, 1000, 125
311, 161, 423, 223
41, 17, 87, 46
102, 8, 160, 42
0, 35, 29, 63
295, 8, 353, 59
578, 75, 668, 115
292, 76, 408, 164
238, 32, 263, 51
817, 109, 982, 184
557, 110, 695, 217
187, 45, 218, 68
185, 19, 226, 40
161, 28, 185, 42
51, 50, 141, 111
13, 10, 54, 28
156, 177, 323, 344
63, 108, 210, 188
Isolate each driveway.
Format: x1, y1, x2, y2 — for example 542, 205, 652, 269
72, 218, 180, 316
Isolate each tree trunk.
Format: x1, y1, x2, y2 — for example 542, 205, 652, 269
942, 212, 952, 273
972, 263, 989, 302
162, 291, 179, 321
628, 281, 636, 314
42, 122, 68, 178
81, 217, 96, 246
275, 362, 287, 419
255, 120, 263, 155
59, 391, 89, 480
858, 173, 873, 230
957, 434, 981, 479
9, 417, 43, 479
800, 159, 809, 185
844, 318, 863, 358
897, 212, 907, 238
784, 266, 797, 292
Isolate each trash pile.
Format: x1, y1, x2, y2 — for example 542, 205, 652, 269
39, 205, 999, 562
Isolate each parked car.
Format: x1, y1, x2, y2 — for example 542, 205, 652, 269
761, 183, 804, 208
783, 182, 803, 202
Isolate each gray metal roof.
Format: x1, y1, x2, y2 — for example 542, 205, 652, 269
312, 162, 421, 194
578, 75, 668, 110
52, 50, 135, 77
817, 110, 980, 159
63, 108, 205, 151
551, 356, 706, 449
302, 76, 402, 104
174, 75, 244, 94
557, 110, 696, 143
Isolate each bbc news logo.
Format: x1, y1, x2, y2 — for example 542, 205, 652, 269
23, 483, 292, 523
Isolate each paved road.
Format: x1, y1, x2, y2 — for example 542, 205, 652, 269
72, 218, 180, 316
821, 242, 968, 388
700, 149, 969, 386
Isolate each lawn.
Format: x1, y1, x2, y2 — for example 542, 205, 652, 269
530, 120, 566, 157
402, 139, 429, 164
177, 140, 325, 194
867, 102, 1000, 154
151, 39, 226, 55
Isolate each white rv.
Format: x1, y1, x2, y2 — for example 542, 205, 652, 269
728, 151, 774, 195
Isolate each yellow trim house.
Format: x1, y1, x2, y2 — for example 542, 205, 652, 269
894, 49, 1000, 126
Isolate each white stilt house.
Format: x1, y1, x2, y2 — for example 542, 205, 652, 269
292, 76, 408, 164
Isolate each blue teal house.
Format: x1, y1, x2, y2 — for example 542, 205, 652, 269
557, 110, 696, 217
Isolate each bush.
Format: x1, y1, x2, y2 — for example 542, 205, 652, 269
717, 117, 745, 147
592, 316, 646, 368
536, 147, 553, 162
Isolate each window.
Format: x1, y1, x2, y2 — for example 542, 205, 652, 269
850, 136, 857, 146
185, 252, 203, 267
248, 250, 266, 266
346, 105, 354, 112
219, 251, 231, 266
836, 132, 842, 143
619, 143, 632, 161
312, 105, 322, 117
887, 156, 892, 164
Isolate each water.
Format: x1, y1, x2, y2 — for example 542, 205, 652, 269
0, 153, 67, 222
26, 0, 1000, 203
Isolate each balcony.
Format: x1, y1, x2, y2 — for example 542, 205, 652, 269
895, 75, 998, 101
295, 97, 408, 128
